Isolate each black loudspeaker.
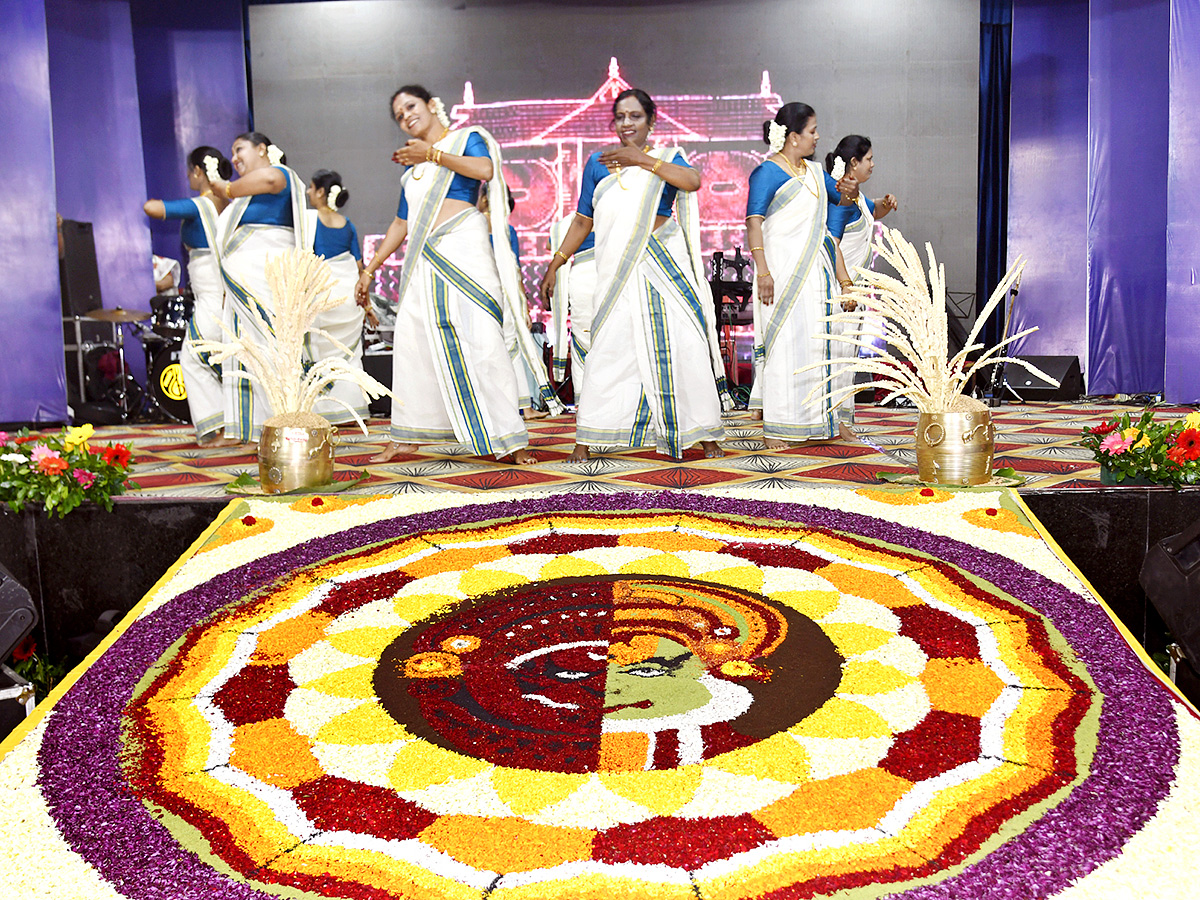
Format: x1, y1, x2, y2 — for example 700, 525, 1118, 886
60, 219, 103, 317
1140, 517, 1200, 667
0, 562, 38, 663
1006, 355, 1083, 401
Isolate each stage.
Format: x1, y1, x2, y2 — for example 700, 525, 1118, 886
3, 401, 1198, 703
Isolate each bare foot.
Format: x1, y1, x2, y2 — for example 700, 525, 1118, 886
838, 421, 858, 443
567, 443, 591, 462
748, 409, 763, 421
368, 441, 419, 463
523, 408, 551, 420
200, 436, 241, 449
763, 437, 791, 451
501, 448, 538, 465
701, 440, 725, 459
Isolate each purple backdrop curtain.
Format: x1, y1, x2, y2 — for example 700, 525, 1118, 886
0, 0, 68, 424
1165, 0, 1200, 402
1007, 0, 1089, 363
131, 0, 249, 266
46, 0, 155, 384
1086, 0, 1169, 396
976, 0, 1012, 350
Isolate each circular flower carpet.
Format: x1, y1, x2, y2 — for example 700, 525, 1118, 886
4, 488, 1198, 899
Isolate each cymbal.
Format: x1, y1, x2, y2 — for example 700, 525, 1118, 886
85, 307, 151, 324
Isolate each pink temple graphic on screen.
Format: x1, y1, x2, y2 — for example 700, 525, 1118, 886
367, 58, 782, 306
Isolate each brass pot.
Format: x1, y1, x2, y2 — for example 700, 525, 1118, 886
915, 410, 995, 485
258, 421, 337, 493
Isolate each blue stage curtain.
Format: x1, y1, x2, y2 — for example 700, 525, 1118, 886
976, 0, 1012, 350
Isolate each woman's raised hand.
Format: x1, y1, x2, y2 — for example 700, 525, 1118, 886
598, 145, 649, 171
392, 139, 431, 167
836, 173, 859, 202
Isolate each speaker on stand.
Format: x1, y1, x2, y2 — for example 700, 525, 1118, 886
0, 562, 39, 730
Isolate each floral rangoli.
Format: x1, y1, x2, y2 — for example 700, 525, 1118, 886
3, 488, 1198, 899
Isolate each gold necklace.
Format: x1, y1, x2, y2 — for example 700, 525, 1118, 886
614, 142, 648, 191
774, 154, 818, 198
199, 189, 214, 198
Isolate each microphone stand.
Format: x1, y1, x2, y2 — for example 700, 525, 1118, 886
985, 275, 1022, 407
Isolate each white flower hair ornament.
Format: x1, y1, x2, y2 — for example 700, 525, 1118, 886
203, 155, 221, 183
830, 156, 846, 181
429, 96, 452, 130
767, 121, 788, 155
326, 184, 342, 210
266, 144, 284, 167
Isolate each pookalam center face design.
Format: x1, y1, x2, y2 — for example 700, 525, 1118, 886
375, 576, 843, 772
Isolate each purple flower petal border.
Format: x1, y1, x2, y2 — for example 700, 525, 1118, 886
37, 491, 1183, 900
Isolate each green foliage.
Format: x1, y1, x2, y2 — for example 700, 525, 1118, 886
1078, 408, 1200, 487
0, 425, 137, 518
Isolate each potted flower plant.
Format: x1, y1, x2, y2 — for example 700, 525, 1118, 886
1079, 409, 1200, 486
0, 424, 135, 517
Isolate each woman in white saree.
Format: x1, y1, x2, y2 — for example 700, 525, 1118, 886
356, 85, 535, 464
547, 215, 597, 404
539, 88, 728, 462
210, 132, 308, 443
745, 103, 860, 449
825, 134, 898, 290
304, 169, 369, 426
142, 145, 236, 446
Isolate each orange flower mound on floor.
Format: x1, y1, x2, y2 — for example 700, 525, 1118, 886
199, 513, 274, 552
856, 486, 953, 505
962, 506, 1038, 538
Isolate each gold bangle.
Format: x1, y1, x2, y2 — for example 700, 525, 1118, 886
757, 272, 771, 279
749, 246, 764, 253
839, 279, 854, 288
434, 148, 443, 166
555, 250, 569, 262
651, 157, 663, 175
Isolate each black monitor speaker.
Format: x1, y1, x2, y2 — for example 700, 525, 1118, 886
0, 562, 37, 663
60, 218, 103, 317
1006, 355, 1083, 401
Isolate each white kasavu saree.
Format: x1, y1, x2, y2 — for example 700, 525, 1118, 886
180, 194, 226, 440
749, 159, 854, 440
387, 127, 533, 457
217, 166, 308, 441
576, 147, 729, 458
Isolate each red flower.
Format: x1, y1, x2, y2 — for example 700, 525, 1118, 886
101, 443, 132, 467
1167, 446, 1188, 466
241, 515, 257, 526
14, 435, 40, 445
12, 636, 36, 661
1090, 420, 1119, 437
1174, 428, 1200, 461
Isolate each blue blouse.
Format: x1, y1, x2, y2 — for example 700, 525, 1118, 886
576, 150, 687, 219
397, 132, 489, 220
161, 198, 207, 250
238, 167, 294, 227
313, 218, 362, 260
827, 196, 876, 239
745, 160, 843, 218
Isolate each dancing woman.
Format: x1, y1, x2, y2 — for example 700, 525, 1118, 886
355, 85, 535, 464
745, 103, 859, 449
142, 146, 236, 446
539, 88, 728, 462
304, 169, 369, 425
210, 132, 308, 442
825, 135, 897, 285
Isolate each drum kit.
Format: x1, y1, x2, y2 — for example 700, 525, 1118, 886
81, 292, 194, 424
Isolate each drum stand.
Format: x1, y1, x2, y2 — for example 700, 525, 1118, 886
84, 307, 151, 422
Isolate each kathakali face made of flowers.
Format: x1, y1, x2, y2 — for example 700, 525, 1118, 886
34, 492, 1188, 900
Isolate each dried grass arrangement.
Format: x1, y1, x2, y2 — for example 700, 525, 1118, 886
194, 249, 394, 433
802, 226, 1057, 412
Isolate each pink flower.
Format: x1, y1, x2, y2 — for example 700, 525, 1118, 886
72, 468, 97, 488
1099, 432, 1134, 454
0, 431, 9, 445
29, 443, 55, 463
